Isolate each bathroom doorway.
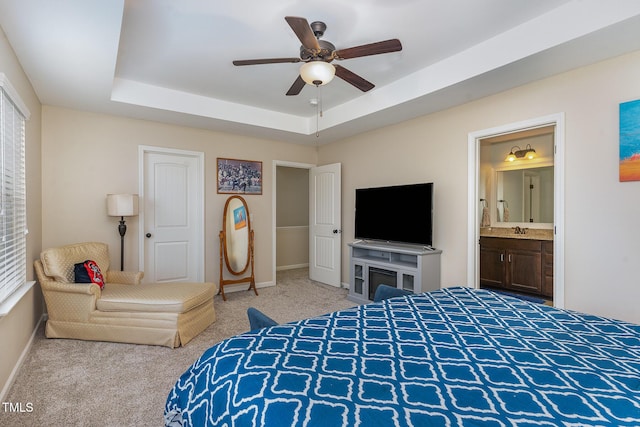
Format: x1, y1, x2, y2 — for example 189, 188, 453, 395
467, 114, 565, 308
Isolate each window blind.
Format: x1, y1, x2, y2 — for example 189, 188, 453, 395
0, 84, 27, 305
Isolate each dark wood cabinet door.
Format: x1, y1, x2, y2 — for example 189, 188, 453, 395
480, 236, 548, 297
479, 246, 505, 288
507, 248, 542, 293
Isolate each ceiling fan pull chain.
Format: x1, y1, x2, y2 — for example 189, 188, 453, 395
315, 84, 320, 138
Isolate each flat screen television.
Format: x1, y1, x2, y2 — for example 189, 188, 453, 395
354, 182, 433, 247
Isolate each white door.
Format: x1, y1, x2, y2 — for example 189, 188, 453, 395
309, 163, 341, 287
140, 147, 204, 283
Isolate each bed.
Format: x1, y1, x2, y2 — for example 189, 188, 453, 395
165, 287, 640, 426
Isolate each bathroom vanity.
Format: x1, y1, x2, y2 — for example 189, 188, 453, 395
479, 228, 553, 299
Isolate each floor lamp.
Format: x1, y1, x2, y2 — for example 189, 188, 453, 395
107, 194, 139, 271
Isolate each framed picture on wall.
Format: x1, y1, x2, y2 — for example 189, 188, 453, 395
620, 98, 640, 182
217, 158, 263, 195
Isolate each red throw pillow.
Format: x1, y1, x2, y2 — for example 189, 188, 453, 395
74, 260, 105, 289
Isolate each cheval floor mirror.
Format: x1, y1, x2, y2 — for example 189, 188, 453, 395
219, 195, 257, 301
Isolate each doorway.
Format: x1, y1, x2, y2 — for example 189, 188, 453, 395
467, 114, 565, 307
274, 163, 311, 272
273, 161, 313, 284
272, 161, 342, 288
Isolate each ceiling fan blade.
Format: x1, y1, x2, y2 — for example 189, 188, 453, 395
286, 75, 306, 96
233, 57, 301, 66
335, 65, 375, 92
285, 16, 320, 51
334, 39, 402, 60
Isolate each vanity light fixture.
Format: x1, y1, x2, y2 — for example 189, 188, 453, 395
505, 144, 536, 162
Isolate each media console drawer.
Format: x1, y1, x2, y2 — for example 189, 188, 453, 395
348, 241, 441, 304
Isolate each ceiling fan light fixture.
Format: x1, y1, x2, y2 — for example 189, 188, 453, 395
300, 61, 335, 86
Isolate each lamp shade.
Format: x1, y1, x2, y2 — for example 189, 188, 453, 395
525, 148, 536, 159
300, 61, 336, 86
107, 194, 139, 217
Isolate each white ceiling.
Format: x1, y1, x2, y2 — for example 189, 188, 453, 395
2, 0, 640, 144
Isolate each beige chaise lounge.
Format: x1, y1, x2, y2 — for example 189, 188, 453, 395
34, 242, 216, 348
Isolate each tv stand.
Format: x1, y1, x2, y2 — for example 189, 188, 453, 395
348, 241, 442, 304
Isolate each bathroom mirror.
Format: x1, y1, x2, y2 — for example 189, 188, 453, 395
496, 165, 554, 224
219, 195, 257, 300
479, 124, 555, 227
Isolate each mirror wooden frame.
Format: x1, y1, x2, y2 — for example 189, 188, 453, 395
219, 195, 257, 301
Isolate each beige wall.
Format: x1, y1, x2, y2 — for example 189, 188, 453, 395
276, 167, 309, 226
276, 227, 309, 269
319, 49, 640, 324
0, 28, 43, 397
41, 107, 318, 285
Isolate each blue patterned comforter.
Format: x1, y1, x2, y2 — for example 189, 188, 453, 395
165, 287, 640, 426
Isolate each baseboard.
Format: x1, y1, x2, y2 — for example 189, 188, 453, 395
0, 313, 45, 402
276, 263, 309, 271
220, 280, 276, 295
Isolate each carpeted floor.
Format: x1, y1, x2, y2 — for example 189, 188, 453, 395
3, 268, 356, 427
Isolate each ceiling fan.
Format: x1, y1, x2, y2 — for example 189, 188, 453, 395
232, 16, 402, 96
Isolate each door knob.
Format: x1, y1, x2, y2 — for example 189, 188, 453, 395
333, 229, 342, 234
146, 233, 152, 238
